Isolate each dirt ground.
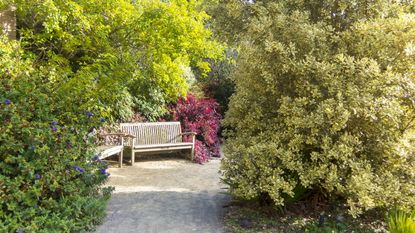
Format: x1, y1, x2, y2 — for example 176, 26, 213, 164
94, 154, 230, 233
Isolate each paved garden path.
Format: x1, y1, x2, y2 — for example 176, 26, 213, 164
94, 156, 229, 233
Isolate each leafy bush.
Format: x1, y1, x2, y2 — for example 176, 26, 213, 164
388, 208, 415, 233
221, 1, 415, 215
0, 40, 111, 232
171, 94, 221, 163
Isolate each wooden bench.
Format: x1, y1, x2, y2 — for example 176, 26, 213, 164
120, 122, 196, 164
96, 133, 125, 168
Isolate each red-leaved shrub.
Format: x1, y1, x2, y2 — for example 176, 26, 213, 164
171, 94, 221, 163
194, 140, 210, 164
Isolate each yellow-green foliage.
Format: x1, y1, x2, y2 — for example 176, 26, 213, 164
388, 209, 415, 233
221, 1, 415, 215
136, 0, 222, 99
7, 0, 223, 120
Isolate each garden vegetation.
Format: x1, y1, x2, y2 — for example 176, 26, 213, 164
171, 94, 221, 164
219, 0, 415, 216
0, 0, 222, 231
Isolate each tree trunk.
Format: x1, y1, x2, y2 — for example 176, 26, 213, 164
0, 6, 16, 40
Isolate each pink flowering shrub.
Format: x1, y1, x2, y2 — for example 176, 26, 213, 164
171, 94, 221, 163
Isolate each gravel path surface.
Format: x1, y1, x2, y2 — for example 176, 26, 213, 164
94, 155, 229, 233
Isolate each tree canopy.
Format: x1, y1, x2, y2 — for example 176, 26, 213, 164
10, 0, 223, 120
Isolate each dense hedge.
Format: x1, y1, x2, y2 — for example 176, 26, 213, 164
221, 1, 415, 215
0, 40, 111, 232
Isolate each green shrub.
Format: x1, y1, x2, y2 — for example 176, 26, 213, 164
388, 208, 415, 233
221, 1, 415, 215
0, 40, 111, 232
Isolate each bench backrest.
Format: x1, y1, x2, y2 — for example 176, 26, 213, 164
120, 122, 183, 145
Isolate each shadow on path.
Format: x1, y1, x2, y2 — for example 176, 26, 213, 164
94, 157, 230, 233
96, 191, 228, 233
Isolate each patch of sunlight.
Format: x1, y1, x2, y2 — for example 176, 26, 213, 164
134, 161, 183, 169
107, 174, 126, 178
113, 186, 196, 193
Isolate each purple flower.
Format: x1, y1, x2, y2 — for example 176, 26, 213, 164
34, 174, 41, 180
4, 99, 11, 105
92, 155, 100, 161
100, 118, 106, 123
51, 126, 58, 132
100, 168, 110, 176
34, 204, 38, 209
16, 229, 24, 233
73, 166, 85, 173
50, 121, 58, 125
86, 111, 94, 118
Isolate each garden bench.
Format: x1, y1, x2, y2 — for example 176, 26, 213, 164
96, 133, 125, 168
120, 122, 196, 164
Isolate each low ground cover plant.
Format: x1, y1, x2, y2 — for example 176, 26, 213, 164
224, 201, 387, 233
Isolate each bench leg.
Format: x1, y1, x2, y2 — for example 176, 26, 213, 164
191, 134, 195, 161
119, 150, 123, 168
191, 146, 195, 161
131, 148, 135, 164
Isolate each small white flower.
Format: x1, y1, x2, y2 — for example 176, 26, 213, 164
404, 42, 415, 56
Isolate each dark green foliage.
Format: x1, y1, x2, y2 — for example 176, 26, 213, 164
197, 50, 236, 116
0, 40, 111, 232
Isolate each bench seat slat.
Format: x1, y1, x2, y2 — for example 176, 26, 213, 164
134, 146, 194, 153
134, 142, 193, 149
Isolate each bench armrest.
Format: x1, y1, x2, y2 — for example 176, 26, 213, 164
120, 134, 135, 148
99, 133, 136, 138
180, 132, 196, 146
180, 132, 197, 135
99, 133, 126, 137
